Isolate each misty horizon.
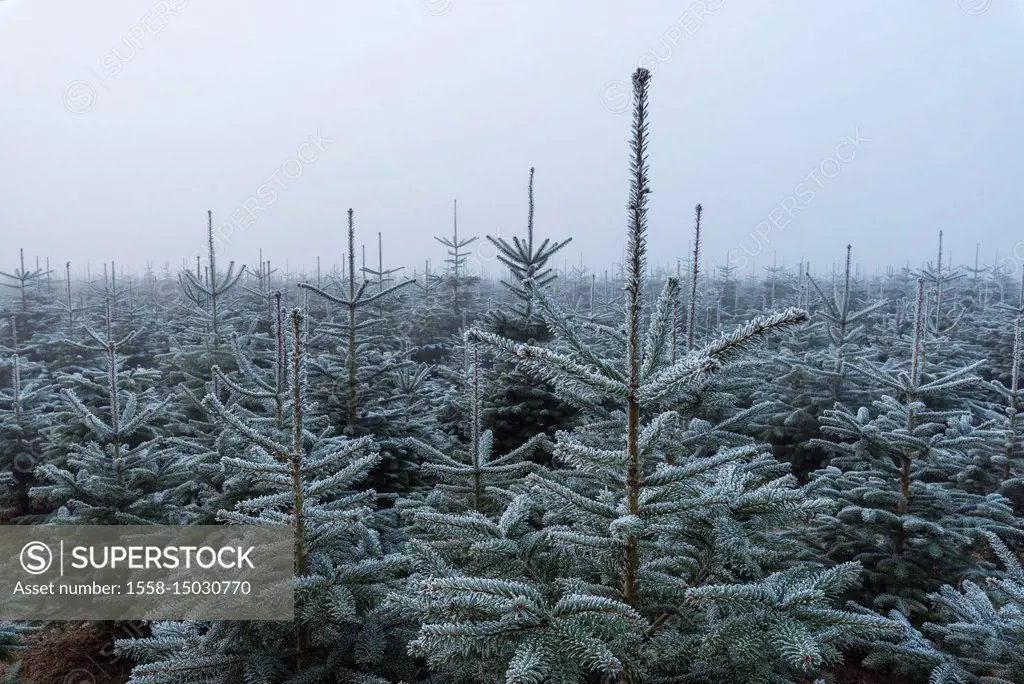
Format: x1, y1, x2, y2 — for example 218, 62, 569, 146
2, 0, 1022, 278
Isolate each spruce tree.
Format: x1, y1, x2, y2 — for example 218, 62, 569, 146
120, 309, 413, 683
405, 344, 549, 516
986, 315, 1023, 490
432, 200, 479, 324
32, 303, 184, 524
807, 279, 1021, 615
178, 211, 246, 349
0, 248, 49, 313
159, 211, 247, 395
480, 167, 577, 455
485, 167, 572, 339
757, 248, 887, 476
399, 67, 900, 684
922, 531, 1024, 683
299, 209, 416, 433
854, 531, 1024, 683
0, 316, 48, 516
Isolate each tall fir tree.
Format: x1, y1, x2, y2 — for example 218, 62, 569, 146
33, 302, 186, 524
120, 309, 414, 683
397, 68, 901, 684
806, 279, 1021, 616
480, 167, 577, 455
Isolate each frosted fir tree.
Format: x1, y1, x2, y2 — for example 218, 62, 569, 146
921, 531, 1024, 684
361, 230, 410, 329
806, 279, 1021, 616
802, 245, 887, 405
952, 313, 1022, 500
178, 211, 246, 349
913, 230, 968, 338
901, 234, 984, 384
298, 209, 416, 433
404, 265, 455, 352
387, 347, 561, 683
404, 344, 549, 516
214, 291, 295, 430
431, 199, 480, 323
429, 326, 489, 445
401, 68, 900, 684
390, 347, 554, 675
0, 248, 50, 313
479, 167, 578, 455
298, 210, 436, 491
657, 205, 783, 448
169, 290, 297, 525
239, 253, 285, 328
56, 261, 89, 340
0, 316, 49, 516
121, 308, 414, 683
159, 211, 247, 394
851, 531, 1024, 683
981, 315, 1023, 489
756, 247, 887, 477
485, 167, 572, 340
387, 337, 450, 425
87, 261, 130, 322
32, 303, 188, 524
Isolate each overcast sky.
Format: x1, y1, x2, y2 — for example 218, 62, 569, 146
1, 0, 1022, 280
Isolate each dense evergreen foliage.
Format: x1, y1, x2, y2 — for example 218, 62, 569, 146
0, 69, 1021, 683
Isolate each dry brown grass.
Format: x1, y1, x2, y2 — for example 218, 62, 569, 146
3, 622, 136, 684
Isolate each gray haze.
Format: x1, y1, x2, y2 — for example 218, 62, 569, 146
1, 0, 1022, 279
